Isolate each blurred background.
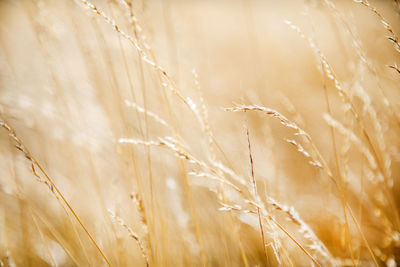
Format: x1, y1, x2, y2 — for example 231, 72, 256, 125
0, 0, 399, 266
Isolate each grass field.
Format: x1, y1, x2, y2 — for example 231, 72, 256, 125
0, 0, 400, 266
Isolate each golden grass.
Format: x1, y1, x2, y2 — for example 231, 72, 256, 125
0, 0, 399, 266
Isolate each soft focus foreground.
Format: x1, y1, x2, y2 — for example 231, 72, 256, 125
0, 0, 399, 266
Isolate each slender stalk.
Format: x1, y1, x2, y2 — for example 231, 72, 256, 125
0, 119, 111, 267
244, 112, 269, 266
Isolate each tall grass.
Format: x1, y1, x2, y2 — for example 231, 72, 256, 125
0, 0, 399, 266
